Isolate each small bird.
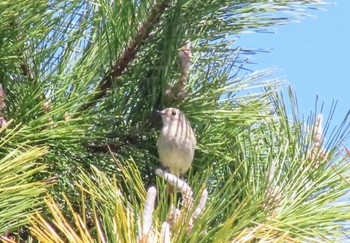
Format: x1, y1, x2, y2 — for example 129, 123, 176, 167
157, 108, 196, 176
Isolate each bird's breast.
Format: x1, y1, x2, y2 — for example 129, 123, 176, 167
157, 131, 195, 175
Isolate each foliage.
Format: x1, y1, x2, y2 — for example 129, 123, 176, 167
1, 0, 350, 242
0, 121, 51, 237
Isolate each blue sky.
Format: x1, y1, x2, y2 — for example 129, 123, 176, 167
236, 1, 350, 136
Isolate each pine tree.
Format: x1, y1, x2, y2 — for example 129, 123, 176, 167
1, 0, 349, 242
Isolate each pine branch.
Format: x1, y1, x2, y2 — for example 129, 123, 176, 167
78, 0, 171, 113
8, 18, 35, 81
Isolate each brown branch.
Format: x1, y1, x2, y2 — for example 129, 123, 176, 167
19, 60, 34, 81
78, 0, 171, 113
86, 134, 140, 153
87, 144, 123, 153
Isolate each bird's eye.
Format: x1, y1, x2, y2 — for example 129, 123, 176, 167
171, 111, 177, 116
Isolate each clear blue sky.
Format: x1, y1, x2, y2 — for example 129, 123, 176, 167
237, 1, 350, 135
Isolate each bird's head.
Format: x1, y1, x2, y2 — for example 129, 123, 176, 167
157, 107, 183, 127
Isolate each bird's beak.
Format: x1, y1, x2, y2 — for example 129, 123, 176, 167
156, 110, 164, 115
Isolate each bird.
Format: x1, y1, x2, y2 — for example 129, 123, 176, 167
157, 108, 196, 176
